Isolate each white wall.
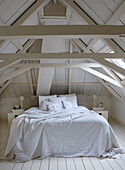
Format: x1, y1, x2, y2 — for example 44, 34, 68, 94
0, 95, 111, 121
111, 96, 125, 125
0, 98, 30, 121
78, 95, 111, 115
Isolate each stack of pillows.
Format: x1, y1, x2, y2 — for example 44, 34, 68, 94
39, 94, 78, 112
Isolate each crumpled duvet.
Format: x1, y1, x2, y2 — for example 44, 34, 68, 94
4, 106, 123, 162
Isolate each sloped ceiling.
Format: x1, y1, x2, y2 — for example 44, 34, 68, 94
0, 0, 125, 99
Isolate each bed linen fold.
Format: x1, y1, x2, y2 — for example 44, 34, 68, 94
3, 106, 123, 162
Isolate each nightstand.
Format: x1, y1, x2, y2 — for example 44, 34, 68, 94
8, 109, 24, 128
95, 110, 108, 120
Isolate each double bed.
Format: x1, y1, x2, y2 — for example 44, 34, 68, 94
4, 94, 123, 162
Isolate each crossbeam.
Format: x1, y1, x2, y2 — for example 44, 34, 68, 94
0, 52, 124, 60
9, 63, 102, 68
0, 25, 125, 39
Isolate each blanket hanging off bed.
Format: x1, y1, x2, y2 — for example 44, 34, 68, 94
4, 106, 123, 162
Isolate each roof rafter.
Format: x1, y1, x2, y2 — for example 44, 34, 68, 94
1, 53, 125, 75
72, 39, 115, 98
96, 77, 112, 99
0, 0, 49, 48
0, 79, 13, 95
62, 0, 125, 53
0, 18, 23, 50
102, 67, 125, 94
106, 1, 125, 51
0, 67, 31, 84
73, 39, 125, 95
98, 79, 122, 101
80, 67, 121, 88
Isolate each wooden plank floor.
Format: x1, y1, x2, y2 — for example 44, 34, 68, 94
0, 120, 125, 170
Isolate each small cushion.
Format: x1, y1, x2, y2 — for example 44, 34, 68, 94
62, 101, 73, 109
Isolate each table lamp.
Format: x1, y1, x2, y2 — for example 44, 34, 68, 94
20, 96, 24, 109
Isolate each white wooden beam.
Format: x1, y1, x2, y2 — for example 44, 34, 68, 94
97, 77, 112, 98
0, 79, 13, 95
102, 39, 124, 54
18, 39, 36, 53
65, 7, 72, 24
11, 82, 99, 87
0, 52, 124, 60
26, 69, 34, 95
62, 0, 125, 53
106, 1, 125, 24
27, 40, 38, 53
74, 37, 124, 98
102, 67, 125, 94
1, 53, 125, 73
13, 0, 50, 26
98, 78, 122, 101
73, 39, 112, 98
0, 39, 35, 74
0, 67, 31, 84
71, 39, 83, 53
25, 40, 40, 96
11, 40, 23, 50
0, 25, 125, 39
0, 57, 20, 71
0, 0, 49, 48
68, 41, 73, 94
73, 39, 92, 53
87, 0, 125, 53
62, 0, 95, 24
80, 67, 121, 87
11, 63, 102, 69
106, 0, 125, 51
0, 18, 23, 50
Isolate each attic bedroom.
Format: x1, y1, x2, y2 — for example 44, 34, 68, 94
0, 0, 125, 169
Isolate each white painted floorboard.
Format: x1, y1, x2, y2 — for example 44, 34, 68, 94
0, 120, 125, 170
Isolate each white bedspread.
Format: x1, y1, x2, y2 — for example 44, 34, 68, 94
4, 106, 123, 162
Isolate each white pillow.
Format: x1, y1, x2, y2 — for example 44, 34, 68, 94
58, 94, 78, 107
39, 100, 50, 111
48, 102, 63, 112
62, 101, 73, 109
39, 95, 57, 109
48, 97, 66, 103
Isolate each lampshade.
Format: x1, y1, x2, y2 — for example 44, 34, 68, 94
93, 95, 97, 99
20, 96, 24, 101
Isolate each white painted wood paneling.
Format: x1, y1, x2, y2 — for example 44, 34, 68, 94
76, 0, 113, 23
74, 0, 104, 24
1, 0, 27, 22
111, 96, 125, 125
1, 42, 18, 53
0, 0, 35, 25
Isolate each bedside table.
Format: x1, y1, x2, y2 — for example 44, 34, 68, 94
94, 110, 108, 120
8, 110, 24, 128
